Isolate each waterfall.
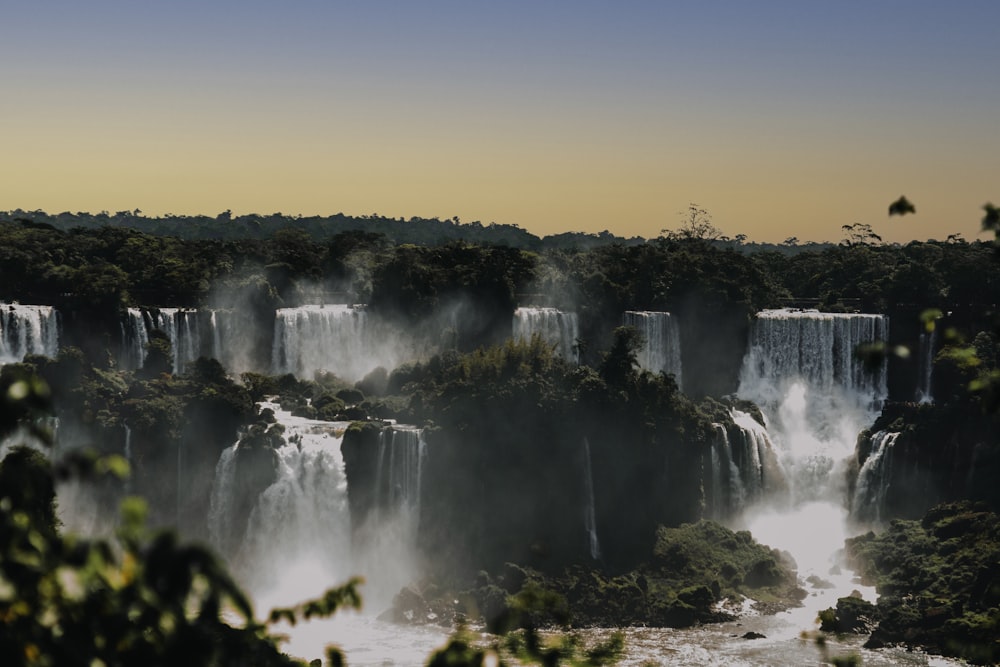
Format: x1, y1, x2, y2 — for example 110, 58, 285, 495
207, 401, 424, 609
915, 329, 937, 403
740, 309, 888, 408
207, 308, 260, 376
121, 308, 148, 370
374, 426, 427, 530
207, 444, 239, 554
122, 307, 202, 373
735, 309, 889, 607
273, 305, 411, 382
708, 424, 728, 519
581, 437, 601, 560
512, 307, 579, 362
0, 303, 59, 364
622, 311, 682, 389
707, 411, 783, 519
737, 309, 888, 502
209, 401, 353, 600
851, 431, 900, 524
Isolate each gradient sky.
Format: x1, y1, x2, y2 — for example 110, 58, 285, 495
3, 1, 998, 243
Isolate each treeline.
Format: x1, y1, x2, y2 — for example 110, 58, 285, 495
1, 215, 996, 395
3, 207, 843, 252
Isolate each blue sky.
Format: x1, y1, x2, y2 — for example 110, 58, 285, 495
3, 1, 998, 242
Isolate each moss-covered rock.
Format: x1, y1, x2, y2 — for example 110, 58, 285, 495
819, 596, 880, 634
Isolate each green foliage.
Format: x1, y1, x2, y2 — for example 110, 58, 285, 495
0, 489, 365, 667
650, 522, 797, 598
0, 445, 58, 535
818, 596, 880, 634
844, 503, 1000, 663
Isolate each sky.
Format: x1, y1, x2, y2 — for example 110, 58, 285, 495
2, 1, 998, 243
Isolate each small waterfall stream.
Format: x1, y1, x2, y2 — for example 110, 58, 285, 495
915, 329, 937, 403
582, 437, 601, 560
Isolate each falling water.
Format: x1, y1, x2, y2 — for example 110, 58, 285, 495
734, 309, 889, 632
707, 412, 783, 519
581, 437, 601, 560
208, 308, 259, 375
0, 303, 59, 364
122, 307, 202, 373
512, 307, 579, 362
738, 310, 888, 502
373, 426, 427, 529
208, 402, 353, 600
208, 403, 426, 637
851, 431, 900, 524
272, 305, 420, 382
915, 329, 937, 403
622, 311, 682, 389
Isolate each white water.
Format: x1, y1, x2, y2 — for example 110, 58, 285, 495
272, 305, 424, 382
207, 401, 433, 661
208, 308, 259, 375
622, 310, 682, 389
708, 411, 786, 518
512, 306, 579, 362
732, 309, 890, 642
373, 427, 426, 525
582, 437, 601, 560
852, 431, 901, 524
122, 307, 202, 373
0, 303, 59, 363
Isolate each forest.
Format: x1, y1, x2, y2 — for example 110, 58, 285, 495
1, 207, 998, 665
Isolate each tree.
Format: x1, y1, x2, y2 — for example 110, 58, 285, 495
840, 223, 882, 247
661, 203, 724, 242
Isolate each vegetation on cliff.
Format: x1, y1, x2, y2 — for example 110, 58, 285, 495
839, 502, 1000, 664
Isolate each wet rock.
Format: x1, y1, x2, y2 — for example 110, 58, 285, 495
806, 574, 835, 589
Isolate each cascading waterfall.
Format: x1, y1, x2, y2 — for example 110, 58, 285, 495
208, 401, 425, 614
738, 310, 888, 501
707, 411, 783, 518
915, 329, 937, 403
622, 311, 682, 389
581, 437, 601, 560
273, 305, 414, 383
512, 307, 579, 362
851, 430, 900, 524
0, 303, 59, 364
122, 307, 202, 373
208, 401, 353, 601
735, 309, 888, 612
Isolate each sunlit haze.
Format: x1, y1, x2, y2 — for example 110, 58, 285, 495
3, 1, 998, 243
